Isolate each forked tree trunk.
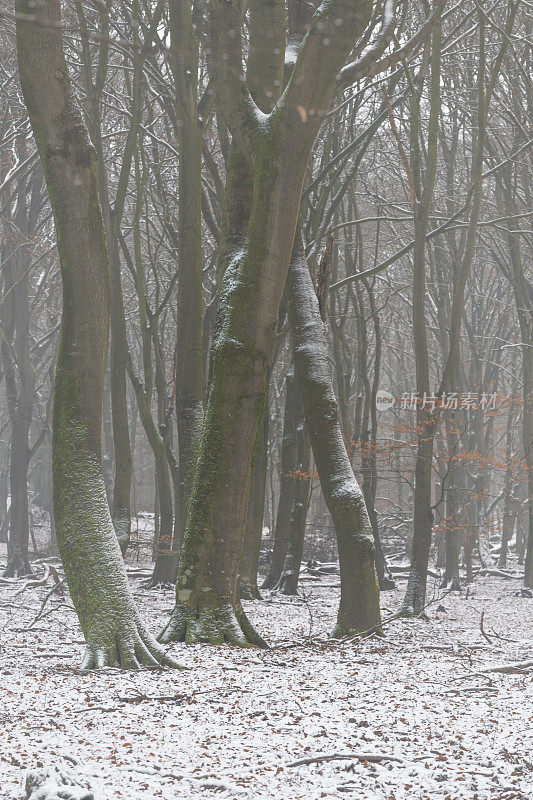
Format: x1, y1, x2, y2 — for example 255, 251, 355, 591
287, 235, 381, 636
16, 0, 178, 670
262, 370, 298, 589
158, 0, 382, 646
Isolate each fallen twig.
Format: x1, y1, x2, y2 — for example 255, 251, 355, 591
481, 660, 533, 674
480, 611, 493, 644
286, 751, 404, 768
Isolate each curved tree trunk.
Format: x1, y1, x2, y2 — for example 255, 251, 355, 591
158, 0, 381, 646
287, 234, 381, 636
16, 0, 178, 670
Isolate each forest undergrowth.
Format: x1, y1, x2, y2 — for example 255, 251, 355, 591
0, 542, 531, 800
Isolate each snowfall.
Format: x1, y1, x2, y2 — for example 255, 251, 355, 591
0, 522, 532, 800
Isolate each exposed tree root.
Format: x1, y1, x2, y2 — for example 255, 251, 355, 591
274, 572, 299, 596
80, 616, 183, 670
239, 582, 263, 601
395, 604, 430, 621
330, 621, 385, 639
439, 577, 462, 591
158, 598, 268, 647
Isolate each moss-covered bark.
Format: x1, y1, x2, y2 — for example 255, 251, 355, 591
159, 0, 373, 646
16, 0, 179, 669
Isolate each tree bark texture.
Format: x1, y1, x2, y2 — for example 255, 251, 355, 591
16, 0, 178, 669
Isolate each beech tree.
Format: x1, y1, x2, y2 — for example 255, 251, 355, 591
15, 0, 178, 669
158, 0, 405, 645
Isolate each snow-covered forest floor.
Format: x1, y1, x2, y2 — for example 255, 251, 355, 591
1, 544, 532, 800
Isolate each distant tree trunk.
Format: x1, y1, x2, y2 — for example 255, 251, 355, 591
400, 15, 442, 616
262, 370, 298, 589
16, 0, 177, 669
440, 407, 461, 590
5, 423, 31, 577
287, 233, 381, 636
240, 404, 268, 600
169, 0, 204, 559
75, 0, 135, 554
125, 164, 177, 586
1, 161, 38, 577
275, 398, 311, 596
497, 165, 533, 588
107, 238, 133, 555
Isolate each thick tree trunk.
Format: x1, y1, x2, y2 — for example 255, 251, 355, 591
262, 370, 298, 589
240, 405, 268, 600
287, 235, 381, 636
158, 0, 374, 646
16, 0, 177, 669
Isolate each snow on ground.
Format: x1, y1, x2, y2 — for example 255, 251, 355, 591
0, 553, 532, 800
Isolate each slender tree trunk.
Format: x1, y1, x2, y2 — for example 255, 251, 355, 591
275, 400, 311, 596
262, 370, 298, 589
498, 178, 533, 588
16, 0, 177, 669
240, 404, 268, 600
495, 402, 515, 570
400, 15, 442, 616
5, 423, 31, 576
1, 170, 36, 577
440, 409, 461, 590
287, 234, 381, 636
169, 0, 204, 558
107, 238, 133, 554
